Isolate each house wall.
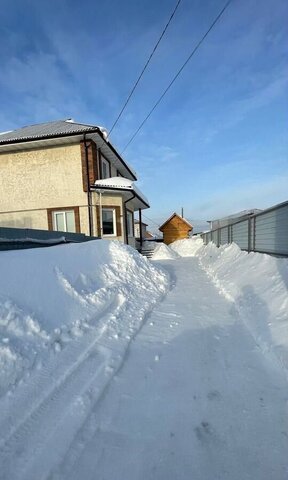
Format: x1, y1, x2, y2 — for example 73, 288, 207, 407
134, 222, 147, 239
161, 217, 192, 245
0, 144, 94, 234
0, 144, 129, 242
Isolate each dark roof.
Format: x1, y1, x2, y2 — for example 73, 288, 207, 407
159, 212, 193, 231
0, 119, 100, 144
0, 118, 137, 181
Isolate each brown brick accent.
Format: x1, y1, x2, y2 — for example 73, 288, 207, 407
80, 139, 98, 192
96, 205, 122, 237
47, 206, 81, 233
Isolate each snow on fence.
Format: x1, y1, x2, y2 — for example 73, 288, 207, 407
201, 200, 288, 256
0, 226, 98, 251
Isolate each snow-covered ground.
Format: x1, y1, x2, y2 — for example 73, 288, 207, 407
0, 238, 288, 479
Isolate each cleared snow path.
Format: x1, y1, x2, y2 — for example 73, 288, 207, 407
51, 258, 288, 480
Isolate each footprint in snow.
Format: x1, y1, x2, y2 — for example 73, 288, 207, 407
207, 390, 221, 401
195, 421, 213, 443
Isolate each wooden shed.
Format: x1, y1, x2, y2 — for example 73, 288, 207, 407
159, 213, 193, 245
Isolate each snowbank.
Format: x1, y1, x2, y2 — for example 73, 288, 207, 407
0, 240, 168, 395
170, 237, 204, 256
152, 237, 205, 260
169, 238, 288, 372
152, 243, 180, 260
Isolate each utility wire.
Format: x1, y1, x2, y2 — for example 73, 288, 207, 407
121, 0, 233, 154
104, 0, 182, 143
141, 214, 162, 229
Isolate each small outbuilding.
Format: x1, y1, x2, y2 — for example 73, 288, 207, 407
159, 213, 193, 245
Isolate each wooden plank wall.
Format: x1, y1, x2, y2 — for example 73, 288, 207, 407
162, 216, 191, 244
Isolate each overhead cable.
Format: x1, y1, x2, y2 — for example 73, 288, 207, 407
105, 0, 182, 142
121, 0, 233, 154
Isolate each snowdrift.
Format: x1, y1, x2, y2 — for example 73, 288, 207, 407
162, 238, 288, 372
152, 243, 180, 260
0, 240, 168, 395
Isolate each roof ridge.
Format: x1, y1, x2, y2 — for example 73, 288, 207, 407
159, 212, 193, 231
15, 119, 69, 130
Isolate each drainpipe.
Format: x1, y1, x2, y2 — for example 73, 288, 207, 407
139, 208, 143, 248
83, 133, 93, 236
124, 193, 136, 245
98, 190, 103, 238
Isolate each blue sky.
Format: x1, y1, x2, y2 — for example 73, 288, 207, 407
1, 0, 287, 232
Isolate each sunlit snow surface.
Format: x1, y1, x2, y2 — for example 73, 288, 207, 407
0, 238, 288, 479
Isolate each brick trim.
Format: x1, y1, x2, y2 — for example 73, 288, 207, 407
80, 139, 98, 192
47, 206, 81, 233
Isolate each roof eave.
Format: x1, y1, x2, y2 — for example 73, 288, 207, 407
91, 185, 149, 210
0, 127, 137, 182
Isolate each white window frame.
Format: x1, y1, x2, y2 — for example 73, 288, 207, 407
101, 156, 110, 179
127, 210, 134, 237
102, 208, 117, 237
52, 210, 76, 233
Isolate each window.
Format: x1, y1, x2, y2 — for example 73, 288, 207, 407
53, 210, 76, 232
101, 156, 110, 179
47, 207, 80, 233
102, 208, 116, 236
127, 210, 134, 237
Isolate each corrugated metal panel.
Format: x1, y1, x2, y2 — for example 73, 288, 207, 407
231, 220, 249, 250
254, 204, 288, 255
207, 232, 212, 243
201, 201, 288, 256
212, 230, 218, 245
220, 227, 228, 245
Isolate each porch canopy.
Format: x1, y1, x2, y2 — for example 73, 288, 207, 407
91, 177, 150, 211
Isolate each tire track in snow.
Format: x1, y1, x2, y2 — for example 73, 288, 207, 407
0, 286, 167, 480
0, 294, 124, 480
42, 300, 167, 480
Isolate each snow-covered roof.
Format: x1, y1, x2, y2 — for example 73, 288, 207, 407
159, 213, 193, 231
93, 177, 150, 209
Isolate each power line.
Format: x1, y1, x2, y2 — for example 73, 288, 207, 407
121, 0, 233, 154
105, 0, 182, 142
141, 214, 162, 229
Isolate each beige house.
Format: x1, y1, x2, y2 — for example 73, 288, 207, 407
0, 119, 149, 247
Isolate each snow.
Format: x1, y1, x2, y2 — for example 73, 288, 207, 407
95, 176, 134, 188
167, 238, 288, 373
0, 236, 67, 244
152, 243, 180, 260
0, 238, 288, 479
0, 240, 168, 397
94, 177, 149, 207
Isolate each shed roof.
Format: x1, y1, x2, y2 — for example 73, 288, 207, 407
159, 213, 193, 231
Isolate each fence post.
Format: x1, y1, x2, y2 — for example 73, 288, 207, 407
228, 225, 232, 244
248, 217, 251, 253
